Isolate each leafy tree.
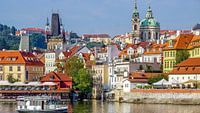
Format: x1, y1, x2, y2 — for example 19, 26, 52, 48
75, 68, 92, 93
0, 38, 9, 50
30, 33, 47, 49
146, 64, 152, 72
64, 56, 92, 94
176, 50, 190, 64
7, 74, 18, 83
11, 26, 17, 35
148, 74, 168, 85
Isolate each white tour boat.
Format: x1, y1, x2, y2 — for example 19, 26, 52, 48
16, 96, 68, 113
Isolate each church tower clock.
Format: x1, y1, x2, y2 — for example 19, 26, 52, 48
132, 0, 140, 38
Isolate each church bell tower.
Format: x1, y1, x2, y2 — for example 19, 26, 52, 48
132, 0, 140, 38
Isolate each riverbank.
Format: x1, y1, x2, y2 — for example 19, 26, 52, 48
121, 89, 200, 105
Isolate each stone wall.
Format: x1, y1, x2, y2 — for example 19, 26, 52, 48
122, 89, 200, 105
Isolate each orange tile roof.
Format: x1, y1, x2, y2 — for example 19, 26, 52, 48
41, 71, 72, 82
176, 58, 200, 67
164, 34, 194, 50
170, 58, 200, 74
82, 53, 92, 61
128, 72, 161, 83
174, 34, 194, 49
69, 45, 81, 56
188, 35, 200, 49
0, 50, 44, 66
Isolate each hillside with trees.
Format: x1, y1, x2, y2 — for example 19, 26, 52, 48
0, 24, 47, 50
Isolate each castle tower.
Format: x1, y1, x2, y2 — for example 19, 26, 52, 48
46, 13, 65, 51
132, 0, 140, 38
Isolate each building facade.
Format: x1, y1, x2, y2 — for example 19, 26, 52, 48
0, 51, 44, 82
45, 13, 65, 51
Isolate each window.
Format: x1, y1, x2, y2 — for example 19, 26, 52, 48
9, 66, 13, 71
134, 25, 137, 31
17, 66, 21, 71
17, 74, 21, 80
148, 32, 151, 39
0, 66, 2, 71
0, 75, 2, 80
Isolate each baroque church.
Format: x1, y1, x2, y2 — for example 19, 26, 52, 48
132, 0, 160, 42
45, 13, 66, 51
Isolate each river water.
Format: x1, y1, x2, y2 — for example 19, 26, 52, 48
0, 100, 200, 113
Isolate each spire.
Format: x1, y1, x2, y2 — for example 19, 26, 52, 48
132, 0, 139, 18
51, 13, 61, 36
145, 0, 153, 19
46, 17, 49, 26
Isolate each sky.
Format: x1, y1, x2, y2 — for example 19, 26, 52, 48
0, 0, 200, 36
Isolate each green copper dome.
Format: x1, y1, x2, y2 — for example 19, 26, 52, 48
140, 18, 160, 27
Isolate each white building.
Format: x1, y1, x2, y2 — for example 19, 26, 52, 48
168, 58, 200, 85
45, 52, 57, 74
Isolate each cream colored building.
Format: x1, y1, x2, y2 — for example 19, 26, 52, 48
82, 34, 111, 45
0, 50, 44, 82
91, 63, 108, 99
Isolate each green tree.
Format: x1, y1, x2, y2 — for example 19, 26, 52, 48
75, 68, 92, 93
146, 64, 152, 72
7, 74, 18, 83
148, 74, 168, 85
30, 33, 47, 49
64, 56, 92, 94
0, 38, 9, 50
64, 56, 84, 77
176, 50, 190, 64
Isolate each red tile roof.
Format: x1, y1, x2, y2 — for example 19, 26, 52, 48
176, 58, 200, 67
0, 50, 44, 66
21, 28, 45, 34
170, 58, 200, 74
41, 72, 72, 82
63, 51, 72, 58
164, 34, 194, 50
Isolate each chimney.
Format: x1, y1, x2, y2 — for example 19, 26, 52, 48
176, 30, 181, 36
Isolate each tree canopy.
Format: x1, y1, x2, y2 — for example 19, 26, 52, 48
176, 50, 190, 64
148, 74, 168, 85
64, 56, 92, 93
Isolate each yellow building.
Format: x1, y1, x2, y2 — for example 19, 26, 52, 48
91, 63, 108, 99
163, 34, 194, 73
188, 35, 200, 58
113, 33, 133, 44
0, 50, 44, 82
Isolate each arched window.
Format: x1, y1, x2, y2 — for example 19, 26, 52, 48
141, 32, 143, 40
148, 32, 151, 39
156, 32, 159, 40
134, 25, 137, 31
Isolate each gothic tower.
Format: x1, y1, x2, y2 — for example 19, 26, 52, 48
132, 0, 140, 38
46, 13, 65, 51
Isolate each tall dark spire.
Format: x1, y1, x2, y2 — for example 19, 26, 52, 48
51, 13, 61, 36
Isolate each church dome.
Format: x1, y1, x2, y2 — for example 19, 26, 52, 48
140, 18, 160, 27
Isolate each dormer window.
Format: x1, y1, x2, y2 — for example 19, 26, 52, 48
50, 75, 55, 81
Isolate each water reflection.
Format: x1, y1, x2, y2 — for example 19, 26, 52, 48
0, 101, 200, 113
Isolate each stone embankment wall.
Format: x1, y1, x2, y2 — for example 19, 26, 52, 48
122, 89, 200, 105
